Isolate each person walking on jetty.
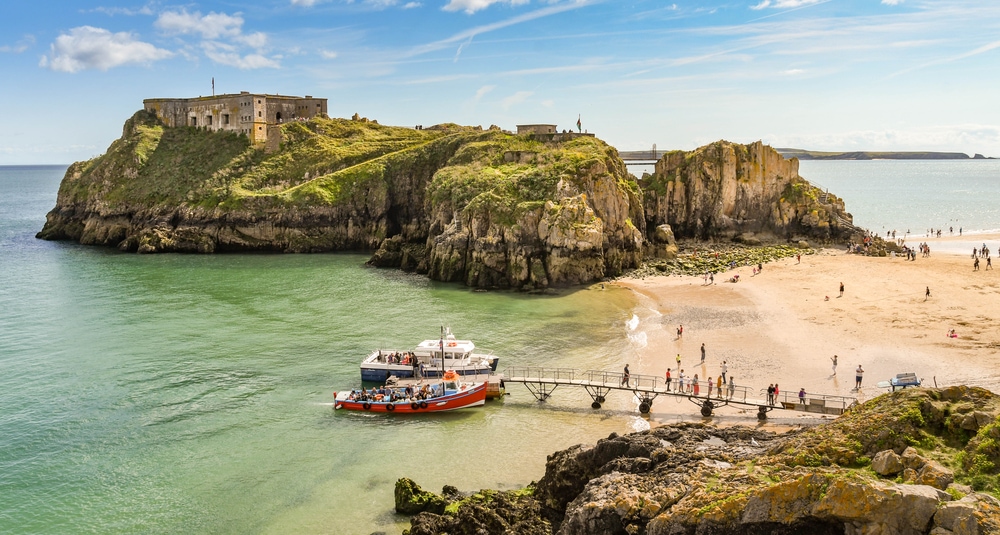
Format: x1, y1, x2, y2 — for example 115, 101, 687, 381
677, 370, 685, 393
707, 377, 713, 398
799, 388, 807, 405
665, 368, 672, 391
831, 355, 838, 376
716, 375, 724, 399
692, 374, 700, 396
839, 282, 845, 297
766, 384, 775, 405
720, 360, 728, 382
622, 364, 630, 387
728, 377, 735, 400
700, 343, 706, 363
855, 365, 864, 390
774, 384, 780, 403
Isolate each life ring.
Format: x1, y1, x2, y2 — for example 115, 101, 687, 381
419, 401, 428, 409
386, 403, 395, 411
447, 342, 457, 347
363, 402, 371, 410
335, 403, 343, 410
411, 402, 419, 410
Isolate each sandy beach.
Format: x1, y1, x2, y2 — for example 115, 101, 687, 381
615, 234, 1000, 421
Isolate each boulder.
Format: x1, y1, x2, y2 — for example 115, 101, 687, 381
394, 478, 447, 515
872, 449, 905, 476
901, 446, 926, 470
653, 224, 676, 245
813, 479, 949, 534
916, 460, 955, 490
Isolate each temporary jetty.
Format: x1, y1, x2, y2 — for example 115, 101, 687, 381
503, 367, 857, 420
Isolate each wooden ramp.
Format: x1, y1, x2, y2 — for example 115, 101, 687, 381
503, 366, 856, 420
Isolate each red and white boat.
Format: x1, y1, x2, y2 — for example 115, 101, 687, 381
333, 371, 487, 413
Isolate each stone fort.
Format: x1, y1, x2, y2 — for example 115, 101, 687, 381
143, 92, 328, 146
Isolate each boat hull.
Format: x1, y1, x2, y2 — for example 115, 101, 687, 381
334, 382, 487, 413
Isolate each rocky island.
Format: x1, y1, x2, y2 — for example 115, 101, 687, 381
396, 387, 1000, 535
38, 110, 859, 289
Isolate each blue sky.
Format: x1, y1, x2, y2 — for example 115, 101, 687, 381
1, 0, 998, 164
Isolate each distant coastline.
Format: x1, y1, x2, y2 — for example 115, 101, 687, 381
777, 148, 994, 160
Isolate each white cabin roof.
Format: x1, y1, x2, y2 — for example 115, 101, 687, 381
416, 339, 476, 353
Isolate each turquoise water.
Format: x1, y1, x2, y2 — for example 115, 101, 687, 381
798, 160, 1000, 235
0, 166, 642, 534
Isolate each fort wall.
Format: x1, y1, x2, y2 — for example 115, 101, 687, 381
143, 92, 327, 145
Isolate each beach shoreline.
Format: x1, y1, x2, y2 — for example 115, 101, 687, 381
614, 246, 1000, 423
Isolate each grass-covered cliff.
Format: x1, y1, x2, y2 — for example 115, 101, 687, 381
38, 111, 643, 288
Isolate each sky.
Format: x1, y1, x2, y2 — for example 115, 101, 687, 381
1, 0, 998, 164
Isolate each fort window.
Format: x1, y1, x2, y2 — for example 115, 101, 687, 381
190, 116, 197, 126
276, 112, 282, 123
258, 111, 262, 118
223, 114, 229, 125
206, 115, 213, 126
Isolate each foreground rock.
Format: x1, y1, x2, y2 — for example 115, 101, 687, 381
400, 387, 1000, 534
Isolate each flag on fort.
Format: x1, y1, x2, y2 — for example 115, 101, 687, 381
211, 77, 215, 95
576, 114, 581, 132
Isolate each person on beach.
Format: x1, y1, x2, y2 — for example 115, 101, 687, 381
676, 353, 682, 369
716, 375, 724, 399
839, 282, 845, 297
665, 368, 672, 391
831, 355, 838, 376
988, 257, 993, 270
707, 377, 713, 398
710, 273, 714, 284
799, 388, 807, 405
692, 374, 700, 395
728, 377, 735, 400
700, 343, 706, 362
622, 364, 630, 387
720, 360, 728, 382
855, 365, 864, 389
974, 257, 980, 271
677, 324, 684, 339
797, 254, 801, 264
925, 286, 931, 301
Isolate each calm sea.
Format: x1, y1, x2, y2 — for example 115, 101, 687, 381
798, 160, 1000, 236
1, 160, 997, 534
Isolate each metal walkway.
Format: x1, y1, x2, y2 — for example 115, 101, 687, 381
503, 367, 857, 420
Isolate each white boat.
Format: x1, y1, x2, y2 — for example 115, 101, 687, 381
359, 328, 499, 382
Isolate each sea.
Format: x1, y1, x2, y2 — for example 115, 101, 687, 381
1, 160, 999, 534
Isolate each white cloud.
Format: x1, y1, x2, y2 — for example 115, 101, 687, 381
881, 0, 904, 5
473, 84, 495, 101
444, 0, 530, 15
773, 124, 1000, 154
290, 0, 320, 5
501, 90, 532, 110
155, 10, 244, 40
319, 49, 339, 59
201, 42, 280, 69
0, 35, 35, 54
403, 2, 422, 8
781, 68, 804, 75
751, 0, 824, 10
40, 26, 172, 73
90, 4, 155, 16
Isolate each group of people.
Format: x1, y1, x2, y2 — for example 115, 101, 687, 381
346, 383, 440, 403
973, 244, 993, 271
662, 367, 737, 399
378, 351, 417, 365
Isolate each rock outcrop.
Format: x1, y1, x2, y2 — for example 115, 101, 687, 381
400, 387, 1000, 535
38, 113, 861, 289
643, 140, 860, 242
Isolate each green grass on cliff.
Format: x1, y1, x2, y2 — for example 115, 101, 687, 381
765, 387, 1000, 496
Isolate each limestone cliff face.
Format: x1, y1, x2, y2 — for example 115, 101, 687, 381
38, 112, 643, 289
643, 140, 859, 242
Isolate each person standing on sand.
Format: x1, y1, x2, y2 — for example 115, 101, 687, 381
676, 353, 682, 369
925, 286, 931, 301
988, 257, 993, 270
855, 365, 864, 389
797, 254, 801, 264
839, 282, 845, 297
831, 355, 838, 376
720, 360, 728, 382
974, 257, 980, 271
700, 343, 706, 362
677, 324, 684, 339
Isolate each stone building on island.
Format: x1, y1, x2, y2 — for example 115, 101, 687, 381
516, 123, 595, 142
143, 92, 327, 146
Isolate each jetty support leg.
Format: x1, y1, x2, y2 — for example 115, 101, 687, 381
584, 385, 612, 409
524, 382, 558, 402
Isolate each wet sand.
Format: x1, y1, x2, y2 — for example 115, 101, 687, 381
615, 239, 1000, 421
